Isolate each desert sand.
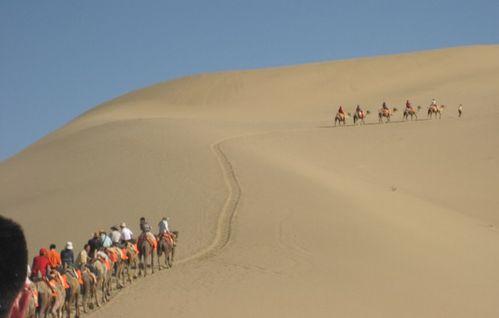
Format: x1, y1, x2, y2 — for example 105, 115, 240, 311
1, 45, 499, 317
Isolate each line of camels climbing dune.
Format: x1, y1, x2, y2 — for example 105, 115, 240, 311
24, 224, 178, 318
334, 102, 454, 126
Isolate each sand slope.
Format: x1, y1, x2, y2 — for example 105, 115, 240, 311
1, 45, 499, 317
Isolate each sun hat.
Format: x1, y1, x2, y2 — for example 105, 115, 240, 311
66, 242, 73, 250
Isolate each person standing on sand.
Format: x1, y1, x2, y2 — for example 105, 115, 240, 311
458, 104, 463, 117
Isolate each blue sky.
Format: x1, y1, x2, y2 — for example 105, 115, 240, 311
1, 0, 498, 160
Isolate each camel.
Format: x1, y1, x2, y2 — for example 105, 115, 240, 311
403, 108, 418, 121
80, 267, 98, 313
334, 112, 349, 126
24, 281, 44, 318
428, 104, 444, 119
24, 284, 37, 318
353, 110, 368, 125
157, 231, 178, 270
378, 107, 396, 123
90, 257, 111, 305
28, 279, 52, 318
138, 233, 156, 276
49, 274, 66, 318
105, 247, 125, 290
64, 269, 81, 318
123, 242, 139, 283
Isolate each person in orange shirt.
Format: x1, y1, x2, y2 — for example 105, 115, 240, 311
47, 243, 62, 270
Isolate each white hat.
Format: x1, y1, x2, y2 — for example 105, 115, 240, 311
121, 222, 126, 228
66, 242, 73, 250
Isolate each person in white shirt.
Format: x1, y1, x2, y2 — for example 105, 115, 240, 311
158, 217, 176, 247
110, 226, 121, 245
158, 217, 170, 234
120, 222, 133, 243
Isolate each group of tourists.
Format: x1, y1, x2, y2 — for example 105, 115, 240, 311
29, 217, 174, 281
28, 217, 174, 279
338, 98, 463, 118
5, 216, 177, 318
335, 98, 463, 125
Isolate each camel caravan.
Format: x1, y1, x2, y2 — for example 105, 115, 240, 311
333, 99, 457, 126
23, 217, 177, 318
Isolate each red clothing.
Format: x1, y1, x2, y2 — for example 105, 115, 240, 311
338, 106, 345, 114
31, 249, 50, 278
47, 249, 61, 269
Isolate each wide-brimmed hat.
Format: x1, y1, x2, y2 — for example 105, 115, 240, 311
110, 225, 119, 231
120, 222, 126, 228
66, 242, 73, 250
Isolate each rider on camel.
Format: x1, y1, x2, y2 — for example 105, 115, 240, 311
158, 217, 175, 246
31, 248, 50, 280
99, 230, 112, 248
382, 102, 389, 110
406, 100, 414, 111
356, 105, 363, 115
60, 241, 75, 269
110, 226, 122, 247
338, 105, 345, 115
47, 244, 61, 271
139, 217, 151, 233
138, 217, 156, 250
120, 222, 134, 244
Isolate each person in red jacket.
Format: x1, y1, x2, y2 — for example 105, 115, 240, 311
31, 248, 50, 279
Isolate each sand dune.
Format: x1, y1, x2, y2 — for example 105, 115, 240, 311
1, 45, 499, 317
